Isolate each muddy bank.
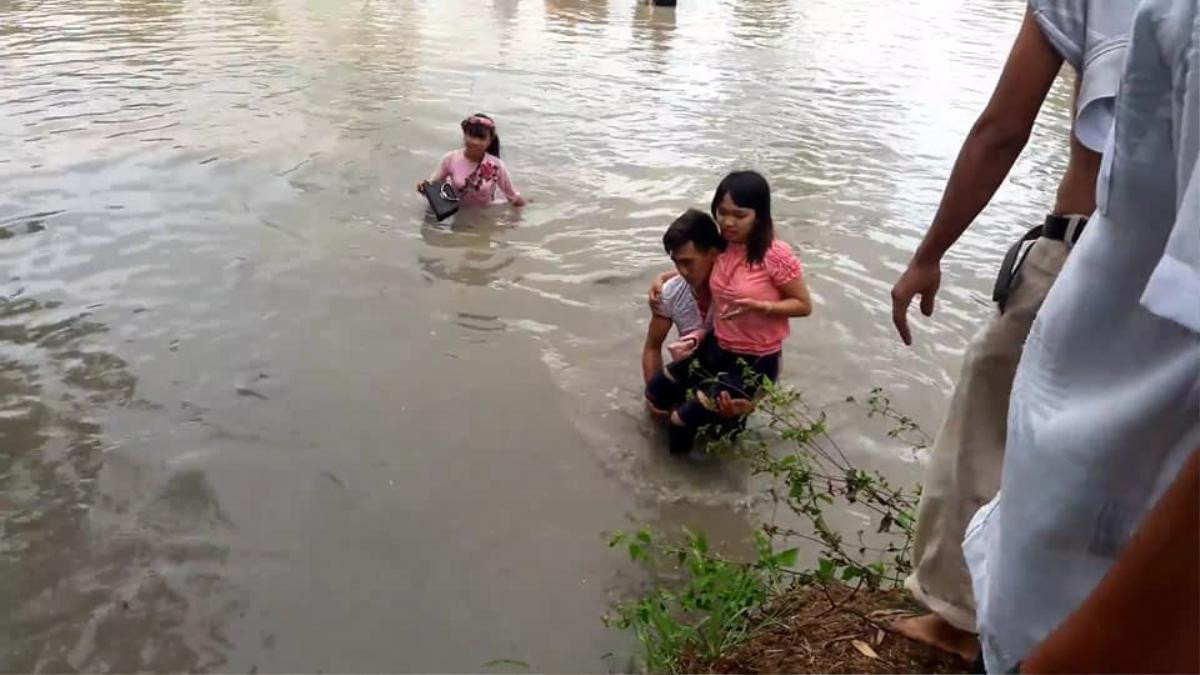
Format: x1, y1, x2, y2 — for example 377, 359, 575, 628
691, 584, 967, 674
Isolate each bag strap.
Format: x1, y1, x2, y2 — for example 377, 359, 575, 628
460, 156, 487, 193
992, 225, 1043, 312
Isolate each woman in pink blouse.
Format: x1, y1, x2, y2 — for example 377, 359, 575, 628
647, 171, 812, 454
416, 113, 526, 208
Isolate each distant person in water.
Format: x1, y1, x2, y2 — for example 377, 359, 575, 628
417, 113, 526, 208
642, 209, 724, 393
647, 171, 812, 454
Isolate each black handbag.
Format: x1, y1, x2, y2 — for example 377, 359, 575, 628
423, 180, 460, 221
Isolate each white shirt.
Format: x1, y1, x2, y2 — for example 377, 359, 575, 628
1030, 0, 1140, 150
965, 0, 1200, 671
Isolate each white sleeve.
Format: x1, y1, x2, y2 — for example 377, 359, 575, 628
1031, 0, 1134, 153
1141, 156, 1200, 333
1029, 0, 1084, 66
1075, 35, 1127, 152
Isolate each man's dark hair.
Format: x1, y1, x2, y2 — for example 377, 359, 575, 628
662, 209, 725, 256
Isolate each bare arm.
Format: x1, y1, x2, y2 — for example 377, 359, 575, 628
642, 314, 672, 384
496, 161, 527, 207
890, 6, 1064, 345
1022, 449, 1200, 673
417, 154, 452, 193
769, 275, 812, 317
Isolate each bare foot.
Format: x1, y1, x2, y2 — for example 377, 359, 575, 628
891, 613, 980, 663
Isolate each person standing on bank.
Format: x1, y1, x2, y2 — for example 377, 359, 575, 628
888, 0, 1138, 660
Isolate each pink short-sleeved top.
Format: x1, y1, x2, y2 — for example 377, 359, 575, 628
709, 239, 803, 356
429, 149, 520, 208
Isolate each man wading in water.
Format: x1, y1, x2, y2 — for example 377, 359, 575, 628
888, 0, 1138, 660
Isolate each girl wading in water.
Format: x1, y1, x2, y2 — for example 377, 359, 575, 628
417, 113, 527, 209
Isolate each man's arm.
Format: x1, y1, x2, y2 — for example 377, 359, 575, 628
642, 314, 672, 384
1022, 449, 1200, 673
891, 5, 1064, 345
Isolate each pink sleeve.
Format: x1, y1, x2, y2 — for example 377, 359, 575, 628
495, 159, 520, 201
429, 152, 452, 182
766, 241, 803, 287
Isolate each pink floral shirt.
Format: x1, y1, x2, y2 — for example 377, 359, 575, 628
709, 239, 804, 356
429, 149, 521, 208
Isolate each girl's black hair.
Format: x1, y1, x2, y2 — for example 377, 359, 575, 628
711, 170, 773, 264
462, 112, 501, 157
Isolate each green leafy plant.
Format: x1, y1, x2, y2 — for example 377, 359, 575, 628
605, 527, 797, 674
607, 380, 927, 673
734, 381, 924, 589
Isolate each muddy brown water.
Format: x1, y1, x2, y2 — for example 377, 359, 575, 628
1, 0, 1072, 671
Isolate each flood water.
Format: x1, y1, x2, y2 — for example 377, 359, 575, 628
0, 0, 1073, 671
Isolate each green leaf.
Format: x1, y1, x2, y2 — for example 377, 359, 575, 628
636, 529, 652, 544
774, 548, 799, 568
816, 557, 835, 582
841, 566, 862, 581
628, 542, 648, 562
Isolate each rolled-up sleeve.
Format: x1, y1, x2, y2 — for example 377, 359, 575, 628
1142, 155, 1200, 333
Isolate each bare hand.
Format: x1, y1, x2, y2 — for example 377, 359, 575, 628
667, 336, 699, 362
716, 391, 755, 418
511, 195, 527, 208
648, 273, 672, 314
721, 297, 766, 320
891, 259, 941, 346
416, 180, 430, 194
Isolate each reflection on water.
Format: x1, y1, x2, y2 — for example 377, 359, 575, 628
1, 0, 1073, 669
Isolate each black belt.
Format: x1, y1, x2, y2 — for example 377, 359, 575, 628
1041, 213, 1088, 244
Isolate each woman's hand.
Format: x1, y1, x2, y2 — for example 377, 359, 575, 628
667, 336, 699, 362
416, 180, 430, 194
721, 297, 769, 320
647, 270, 677, 314
511, 195, 528, 208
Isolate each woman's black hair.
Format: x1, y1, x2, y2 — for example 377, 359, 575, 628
711, 170, 773, 264
462, 112, 501, 157
662, 209, 725, 255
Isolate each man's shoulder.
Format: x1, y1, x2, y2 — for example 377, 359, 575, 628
662, 276, 694, 302
658, 276, 696, 319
